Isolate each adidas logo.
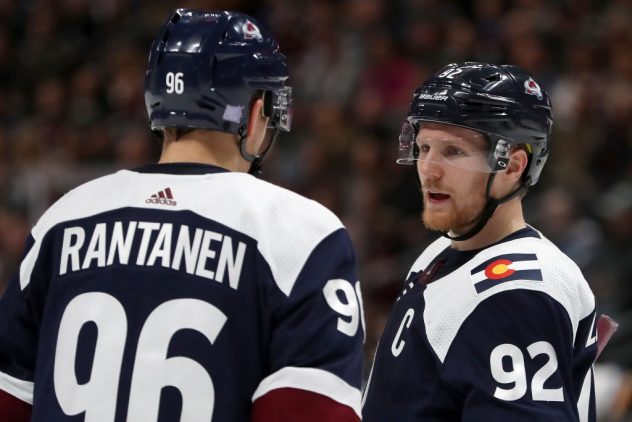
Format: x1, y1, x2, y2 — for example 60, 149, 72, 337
146, 187, 177, 206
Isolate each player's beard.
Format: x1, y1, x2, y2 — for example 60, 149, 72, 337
420, 185, 487, 235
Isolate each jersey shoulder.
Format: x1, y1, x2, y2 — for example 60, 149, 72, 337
218, 174, 348, 296
474, 232, 595, 320
229, 173, 344, 234
30, 170, 128, 237
423, 230, 595, 362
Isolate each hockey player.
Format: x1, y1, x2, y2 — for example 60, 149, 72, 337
0, 10, 364, 421
362, 62, 598, 421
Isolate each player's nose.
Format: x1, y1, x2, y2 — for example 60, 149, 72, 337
417, 156, 443, 180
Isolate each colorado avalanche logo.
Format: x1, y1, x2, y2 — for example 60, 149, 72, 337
524, 77, 543, 100
242, 20, 263, 42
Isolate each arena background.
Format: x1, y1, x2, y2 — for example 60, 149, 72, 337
0, 0, 630, 419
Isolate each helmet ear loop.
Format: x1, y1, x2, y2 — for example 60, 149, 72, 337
247, 91, 284, 175
238, 124, 280, 176
238, 125, 258, 162
249, 127, 280, 176
237, 124, 262, 176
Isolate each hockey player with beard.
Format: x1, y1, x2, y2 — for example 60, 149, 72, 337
362, 62, 605, 421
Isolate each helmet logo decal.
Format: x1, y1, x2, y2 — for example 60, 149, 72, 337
223, 105, 244, 123
524, 77, 543, 100
418, 93, 448, 101
242, 20, 263, 41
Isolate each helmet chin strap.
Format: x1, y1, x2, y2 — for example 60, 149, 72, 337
439, 173, 528, 242
237, 125, 280, 176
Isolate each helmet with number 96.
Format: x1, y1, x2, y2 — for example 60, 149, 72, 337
144, 9, 292, 138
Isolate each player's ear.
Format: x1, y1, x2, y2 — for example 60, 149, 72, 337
245, 98, 268, 154
505, 147, 529, 183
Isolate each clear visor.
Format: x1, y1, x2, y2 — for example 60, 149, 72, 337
396, 121, 510, 173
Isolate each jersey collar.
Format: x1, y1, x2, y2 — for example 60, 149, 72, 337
132, 163, 231, 175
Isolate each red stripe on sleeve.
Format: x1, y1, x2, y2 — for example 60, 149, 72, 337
0, 389, 31, 422
252, 387, 359, 422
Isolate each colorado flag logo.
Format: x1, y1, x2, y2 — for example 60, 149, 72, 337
470, 253, 542, 294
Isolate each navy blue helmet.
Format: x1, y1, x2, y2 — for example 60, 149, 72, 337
398, 62, 553, 186
144, 9, 292, 137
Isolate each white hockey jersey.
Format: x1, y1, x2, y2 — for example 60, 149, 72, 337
0, 163, 365, 421
363, 226, 596, 421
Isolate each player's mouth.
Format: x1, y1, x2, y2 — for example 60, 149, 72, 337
426, 191, 451, 204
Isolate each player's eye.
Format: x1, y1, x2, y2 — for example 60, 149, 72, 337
418, 144, 430, 155
444, 145, 465, 157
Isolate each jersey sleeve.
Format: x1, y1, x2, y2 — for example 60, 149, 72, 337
252, 228, 364, 421
440, 289, 597, 422
0, 235, 42, 407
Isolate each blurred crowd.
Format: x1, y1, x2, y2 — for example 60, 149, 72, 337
0, 0, 631, 418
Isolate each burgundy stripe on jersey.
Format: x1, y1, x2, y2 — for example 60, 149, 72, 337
0, 389, 31, 422
252, 388, 359, 422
